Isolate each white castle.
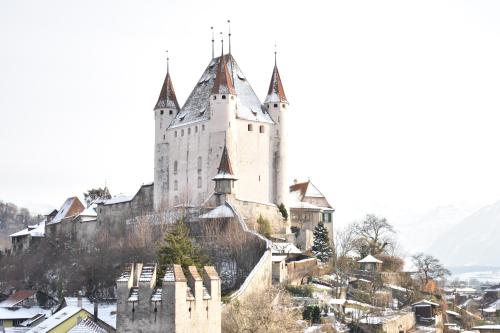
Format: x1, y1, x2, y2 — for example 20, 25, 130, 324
153, 49, 289, 211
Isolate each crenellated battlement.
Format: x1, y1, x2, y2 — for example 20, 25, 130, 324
116, 263, 221, 333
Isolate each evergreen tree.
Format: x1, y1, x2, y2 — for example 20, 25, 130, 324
83, 187, 111, 207
278, 203, 288, 221
312, 222, 333, 262
157, 219, 207, 278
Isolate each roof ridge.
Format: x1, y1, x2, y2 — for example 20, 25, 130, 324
211, 54, 236, 95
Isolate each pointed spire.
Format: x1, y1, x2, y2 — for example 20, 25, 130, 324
154, 51, 180, 110
211, 54, 236, 95
227, 20, 231, 55
213, 146, 237, 180
218, 146, 234, 175
265, 49, 288, 104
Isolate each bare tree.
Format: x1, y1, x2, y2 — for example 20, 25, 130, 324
353, 214, 395, 256
222, 287, 301, 333
411, 253, 450, 287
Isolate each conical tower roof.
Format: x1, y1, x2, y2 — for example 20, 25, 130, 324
213, 146, 237, 180
265, 64, 288, 104
211, 54, 236, 95
154, 71, 180, 111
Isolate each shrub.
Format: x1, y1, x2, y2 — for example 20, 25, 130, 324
257, 214, 272, 238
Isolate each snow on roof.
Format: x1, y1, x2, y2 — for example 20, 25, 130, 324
412, 300, 440, 307
473, 325, 500, 330
47, 197, 85, 225
199, 205, 235, 219
272, 255, 287, 262
139, 264, 155, 282
271, 242, 302, 255
446, 310, 461, 317
358, 255, 383, 264
27, 306, 88, 333
10, 221, 46, 238
64, 298, 116, 329
67, 317, 107, 333
265, 64, 288, 104
79, 206, 97, 217
64, 297, 116, 328
0, 307, 50, 320
4, 328, 30, 333
168, 54, 273, 129
103, 194, 134, 205
0, 290, 37, 308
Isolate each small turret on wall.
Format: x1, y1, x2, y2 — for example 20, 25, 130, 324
116, 263, 221, 333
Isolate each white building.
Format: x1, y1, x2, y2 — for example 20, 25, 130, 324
153, 50, 289, 212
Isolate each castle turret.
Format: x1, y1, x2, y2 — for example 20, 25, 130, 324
154, 63, 180, 211
209, 54, 237, 136
265, 61, 289, 210
213, 146, 237, 205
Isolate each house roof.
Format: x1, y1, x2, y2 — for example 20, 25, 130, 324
10, 221, 45, 238
199, 204, 235, 219
27, 306, 89, 333
358, 255, 383, 264
412, 300, 439, 307
154, 70, 180, 111
64, 298, 116, 329
289, 180, 332, 208
168, 54, 274, 129
0, 307, 50, 320
0, 290, 37, 308
67, 317, 107, 333
265, 64, 288, 104
473, 325, 500, 331
271, 242, 302, 255
47, 197, 85, 225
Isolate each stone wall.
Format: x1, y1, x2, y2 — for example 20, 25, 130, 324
286, 257, 320, 285
96, 184, 154, 236
383, 312, 416, 333
230, 198, 288, 234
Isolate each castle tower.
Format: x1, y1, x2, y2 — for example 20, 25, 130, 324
154, 63, 180, 211
265, 60, 289, 209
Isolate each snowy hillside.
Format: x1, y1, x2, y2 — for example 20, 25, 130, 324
427, 200, 500, 267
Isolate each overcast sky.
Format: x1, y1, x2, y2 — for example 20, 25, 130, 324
1, 0, 500, 227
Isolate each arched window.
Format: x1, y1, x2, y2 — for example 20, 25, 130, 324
169, 110, 173, 115
248, 124, 253, 131
181, 129, 184, 136
173, 161, 178, 174
259, 125, 265, 133
188, 128, 191, 135
197, 156, 202, 172
197, 176, 202, 188
174, 180, 178, 191
222, 95, 226, 99
202, 124, 206, 131
160, 110, 164, 115
195, 126, 198, 133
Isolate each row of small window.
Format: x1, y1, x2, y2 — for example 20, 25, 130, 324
248, 124, 265, 133
213, 95, 235, 100
174, 125, 206, 138
159, 109, 175, 115
173, 177, 203, 190
267, 103, 286, 109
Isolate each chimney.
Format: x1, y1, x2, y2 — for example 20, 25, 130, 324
93, 302, 98, 322
77, 291, 83, 308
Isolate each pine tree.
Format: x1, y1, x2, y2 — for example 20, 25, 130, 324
312, 222, 333, 262
157, 219, 207, 279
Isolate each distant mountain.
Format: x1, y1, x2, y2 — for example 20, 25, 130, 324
395, 203, 478, 253
427, 200, 500, 267
0, 200, 42, 251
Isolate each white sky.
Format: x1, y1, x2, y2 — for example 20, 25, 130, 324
1, 0, 500, 227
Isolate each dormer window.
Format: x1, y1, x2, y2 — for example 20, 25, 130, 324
222, 95, 226, 99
